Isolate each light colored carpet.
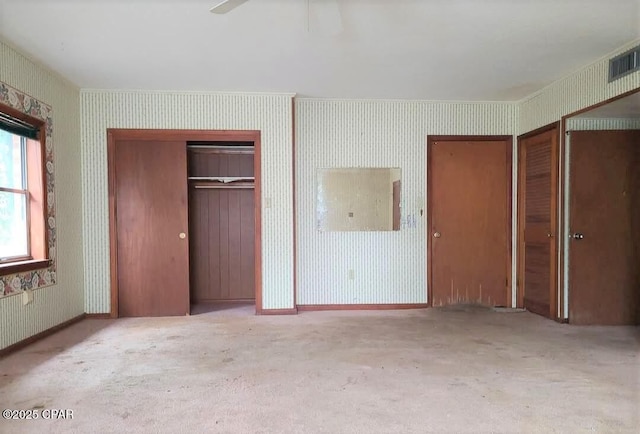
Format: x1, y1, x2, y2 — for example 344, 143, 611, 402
0, 307, 638, 433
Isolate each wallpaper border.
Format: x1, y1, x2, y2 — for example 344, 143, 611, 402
0, 81, 57, 296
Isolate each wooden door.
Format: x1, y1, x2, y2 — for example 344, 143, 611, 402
189, 187, 255, 302
517, 126, 558, 319
569, 130, 640, 325
115, 140, 190, 317
188, 148, 256, 302
429, 138, 511, 307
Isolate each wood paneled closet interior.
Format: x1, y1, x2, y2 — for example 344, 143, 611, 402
188, 141, 256, 305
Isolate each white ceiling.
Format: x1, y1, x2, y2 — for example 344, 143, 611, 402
0, 0, 638, 101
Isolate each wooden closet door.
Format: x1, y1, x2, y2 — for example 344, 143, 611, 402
115, 140, 190, 317
518, 127, 558, 319
569, 130, 640, 325
190, 187, 255, 302
188, 149, 255, 302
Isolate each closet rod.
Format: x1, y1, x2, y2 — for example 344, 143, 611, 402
188, 176, 254, 182
187, 145, 254, 150
193, 185, 254, 190
187, 148, 254, 155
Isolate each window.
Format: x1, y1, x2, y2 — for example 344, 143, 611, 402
0, 130, 29, 260
0, 105, 49, 274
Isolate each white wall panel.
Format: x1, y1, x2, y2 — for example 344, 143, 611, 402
295, 99, 518, 305
566, 118, 640, 131
0, 41, 84, 350
80, 90, 294, 312
519, 39, 640, 134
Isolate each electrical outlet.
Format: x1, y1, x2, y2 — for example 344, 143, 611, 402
22, 290, 33, 306
348, 269, 355, 280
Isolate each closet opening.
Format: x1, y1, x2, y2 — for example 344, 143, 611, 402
187, 141, 257, 315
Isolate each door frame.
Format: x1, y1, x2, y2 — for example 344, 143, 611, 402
107, 129, 262, 318
426, 135, 513, 307
559, 87, 640, 322
516, 122, 560, 319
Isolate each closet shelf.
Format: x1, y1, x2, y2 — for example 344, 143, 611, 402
188, 176, 254, 183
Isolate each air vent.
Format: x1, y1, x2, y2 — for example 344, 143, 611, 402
608, 45, 640, 82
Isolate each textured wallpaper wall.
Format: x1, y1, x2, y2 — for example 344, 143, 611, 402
0, 41, 83, 350
295, 99, 518, 305
80, 91, 294, 312
519, 39, 640, 134
3, 34, 638, 348
566, 118, 640, 131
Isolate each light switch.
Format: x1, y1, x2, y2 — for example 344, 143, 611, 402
265, 198, 272, 209
417, 196, 425, 217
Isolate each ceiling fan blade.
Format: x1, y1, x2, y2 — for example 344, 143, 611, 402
210, 0, 249, 14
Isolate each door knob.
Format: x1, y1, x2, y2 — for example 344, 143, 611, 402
179, 232, 186, 239
433, 232, 441, 238
572, 233, 584, 240
547, 233, 554, 238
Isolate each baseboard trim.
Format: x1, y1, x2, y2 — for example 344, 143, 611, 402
257, 308, 298, 315
297, 304, 430, 312
0, 313, 86, 358
85, 313, 112, 319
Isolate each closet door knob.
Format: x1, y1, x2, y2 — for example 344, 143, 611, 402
179, 232, 186, 239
